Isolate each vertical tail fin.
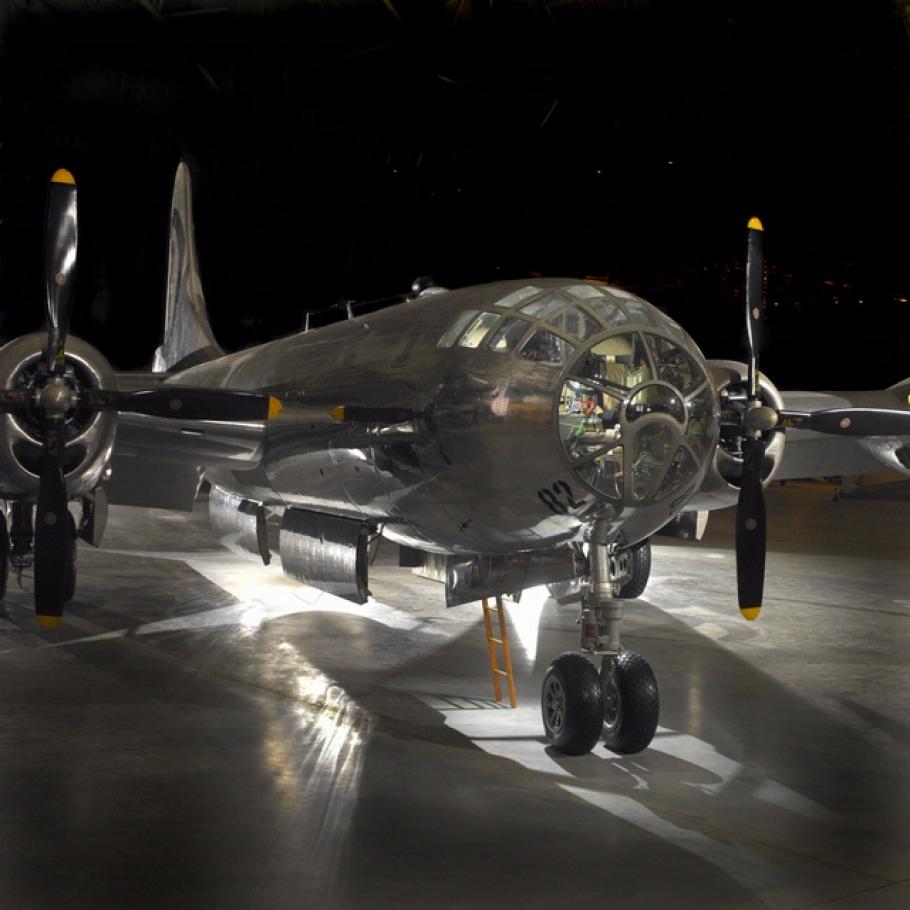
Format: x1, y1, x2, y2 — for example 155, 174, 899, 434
152, 161, 224, 373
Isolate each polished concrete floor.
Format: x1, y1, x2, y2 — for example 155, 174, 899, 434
1, 483, 909, 908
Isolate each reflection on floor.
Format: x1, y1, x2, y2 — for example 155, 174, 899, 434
0, 483, 908, 907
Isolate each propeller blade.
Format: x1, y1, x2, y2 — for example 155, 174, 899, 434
780, 408, 910, 437
745, 216, 764, 400
44, 169, 78, 375
82, 388, 280, 422
33, 422, 70, 629
735, 436, 767, 621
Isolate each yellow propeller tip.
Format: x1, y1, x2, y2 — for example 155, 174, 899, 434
51, 169, 75, 186
267, 396, 283, 420
36, 615, 61, 631
747, 216, 764, 232
740, 606, 762, 622
330, 405, 345, 422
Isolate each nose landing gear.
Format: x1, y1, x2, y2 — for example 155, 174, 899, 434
541, 531, 660, 756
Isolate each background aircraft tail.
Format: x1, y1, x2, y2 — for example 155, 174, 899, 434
152, 161, 224, 373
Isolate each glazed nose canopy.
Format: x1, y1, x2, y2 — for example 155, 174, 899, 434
626, 385, 685, 424
558, 328, 714, 504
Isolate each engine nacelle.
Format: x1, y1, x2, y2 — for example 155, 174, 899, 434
0, 333, 117, 501
687, 360, 786, 511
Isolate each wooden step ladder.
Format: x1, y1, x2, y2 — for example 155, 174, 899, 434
481, 596, 517, 708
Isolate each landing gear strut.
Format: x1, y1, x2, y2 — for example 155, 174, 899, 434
542, 526, 660, 756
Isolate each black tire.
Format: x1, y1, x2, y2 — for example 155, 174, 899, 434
64, 513, 77, 603
0, 512, 8, 601
601, 651, 659, 754
541, 652, 603, 755
618, 539, 651, 599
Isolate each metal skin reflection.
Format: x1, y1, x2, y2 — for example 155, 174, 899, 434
260, 640, 374, 892
182, 278, 719, 557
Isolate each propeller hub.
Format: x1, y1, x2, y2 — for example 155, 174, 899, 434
745, 404, 779, 434
39, 376, 77, 419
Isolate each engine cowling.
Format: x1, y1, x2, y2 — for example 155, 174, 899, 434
0, 333, 117, 501
687, 359, 786, 511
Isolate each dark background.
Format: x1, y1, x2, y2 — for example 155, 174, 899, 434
0, 0, 907, 387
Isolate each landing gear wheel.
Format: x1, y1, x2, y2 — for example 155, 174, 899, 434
601, 651, 659, 754
64, 512, 76, 603
541, 652, 603, 755
618, 539, 651, 599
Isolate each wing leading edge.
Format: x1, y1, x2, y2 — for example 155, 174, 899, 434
775, 387, 910, 481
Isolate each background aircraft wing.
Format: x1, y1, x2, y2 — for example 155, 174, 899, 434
775, 387, 910, 481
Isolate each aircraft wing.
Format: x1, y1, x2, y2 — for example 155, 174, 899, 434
102, 372, 274, 511
775, 386, 910, 481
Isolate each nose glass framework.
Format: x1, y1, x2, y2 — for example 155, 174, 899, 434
558, 330, 715, 504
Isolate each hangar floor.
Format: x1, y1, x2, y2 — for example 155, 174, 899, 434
1, 483, 909, 909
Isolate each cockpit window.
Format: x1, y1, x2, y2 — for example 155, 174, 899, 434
661, 314, 691, 347
487, 317, 532, 353
519, 292, 567, 320
559, 381, 622, 462
642, 334, 705, 396
617, 296, 657, 326
585, 295, 630, 328
576, 447, 624, 500
685, 383, 715, 459
625, 384, 686, 424
437, 309, 478, 347
564, 284, 605, 300
519, 329, 574, 366
574, 333, 651, 390
548, 305, 600, 341
458, 311, 501, 348
630, 423, 674, 500
497, 286, 542, 308
657, 447, 699, 497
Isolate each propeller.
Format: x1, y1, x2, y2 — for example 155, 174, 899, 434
732, 218, 910, 621
0, 169, 281, 629
33, 170, 80, 628
734, 217, 768, 621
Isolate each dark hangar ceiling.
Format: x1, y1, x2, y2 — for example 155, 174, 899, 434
0, 1, 907, 387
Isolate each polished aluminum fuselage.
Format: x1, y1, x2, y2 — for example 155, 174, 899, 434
173, 282, 617, 554
172, 279, 718, 554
